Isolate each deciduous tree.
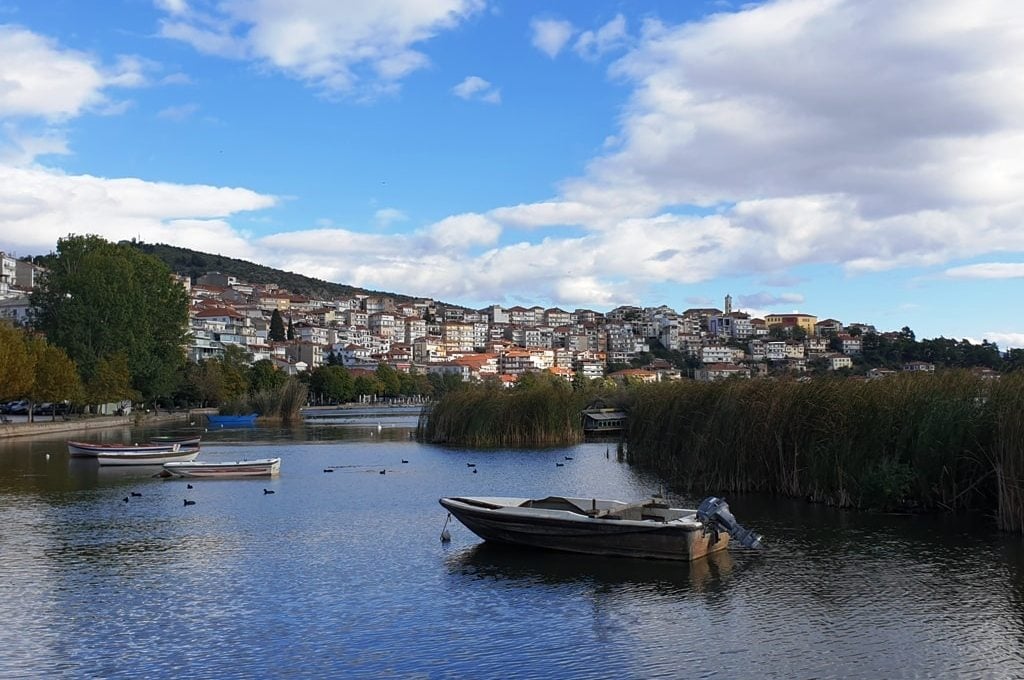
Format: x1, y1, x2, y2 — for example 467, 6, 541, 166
0, 323, 34, 402
30, 235, 189, 405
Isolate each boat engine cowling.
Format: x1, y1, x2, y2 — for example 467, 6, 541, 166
696, 497, 764, 550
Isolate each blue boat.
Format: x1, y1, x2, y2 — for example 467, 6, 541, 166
207, 413, 259, 427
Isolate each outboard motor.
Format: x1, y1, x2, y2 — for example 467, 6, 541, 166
697, 497, 764, 550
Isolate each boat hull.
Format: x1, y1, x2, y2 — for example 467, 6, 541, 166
162, 458, 281, 478
207, 414, 258, 426
96, 447, 201, 466
439, 496, 729, 561
68, 441, 182, 457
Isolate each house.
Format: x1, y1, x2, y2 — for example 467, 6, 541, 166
701, 345, 741, 364
765, 313, 818, 335
903, 361, 935, 372
828, 355, 853, 370
695, 363, 751, 381
607, 368, 658, 384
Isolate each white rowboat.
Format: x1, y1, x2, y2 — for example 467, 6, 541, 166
162, 458, 281, 478
68, 440, 182, 457
96, 447, 201, 466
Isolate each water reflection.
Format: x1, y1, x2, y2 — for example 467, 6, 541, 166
446, 541, 739, 595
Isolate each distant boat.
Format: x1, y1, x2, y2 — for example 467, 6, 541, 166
96, 447, 201, 467
68, 440, 182, 457
438, 495, 763, 561
163, 457, 281, 478
207, 413, 258, 427
148, 435, 203, 447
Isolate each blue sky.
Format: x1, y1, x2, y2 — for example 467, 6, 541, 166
1, 0, 1022, 347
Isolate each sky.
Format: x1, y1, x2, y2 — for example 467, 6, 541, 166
0, 0, 1022, 348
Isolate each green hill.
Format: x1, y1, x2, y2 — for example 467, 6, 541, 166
125, 241, 420, 303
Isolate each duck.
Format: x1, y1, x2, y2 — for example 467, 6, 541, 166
186, 483, 193, 489
466, 463, 476, 468
401, 459, 409, 464
472, 469, 478, 474
130, 491, 142, 497
263, 488, 275, 494
555, 463, 564, 467
379, 469, 386, 475
323, 468, 334, 473
123, 496, 130, 503
564, 456, 573, 460
184, 499, 196, 506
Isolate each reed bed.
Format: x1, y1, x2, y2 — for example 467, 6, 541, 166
626, 371, 1019, 523
418, 378, 588, 447
221, 378, 308, 424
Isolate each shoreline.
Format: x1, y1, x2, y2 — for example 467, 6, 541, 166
0, 410, 210, 440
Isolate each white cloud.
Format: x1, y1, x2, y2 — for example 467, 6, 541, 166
0, 26, 109, 119
983, 333, 1024, 350
0, 26, 150, 164
157, 0, 485, 96
374, 207, 407, 229
573, 14, 629, 60
452, 76, 500, 104
157, 103, 200, 121
737, 291, 805, 308
944, 263, 1024, 280
423, 213, 501, 249
0, 165, 277, 256
154, 0, 189, 15
530, 18, 574, 58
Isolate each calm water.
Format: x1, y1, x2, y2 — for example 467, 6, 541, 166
2, 409, 1024, 679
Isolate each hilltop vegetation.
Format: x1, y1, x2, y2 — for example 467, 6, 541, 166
122, 240, 418, 302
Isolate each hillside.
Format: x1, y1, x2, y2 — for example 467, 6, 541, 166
125, 241, 420, 303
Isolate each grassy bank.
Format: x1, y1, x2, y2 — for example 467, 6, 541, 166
626, 371, 1024, 531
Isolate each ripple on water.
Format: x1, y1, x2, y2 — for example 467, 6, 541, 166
1, 435, 1024, 678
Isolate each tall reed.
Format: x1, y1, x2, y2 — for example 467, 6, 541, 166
626, 371, 1004, 515
223, 377, 308, 424
419, 376, 587, 447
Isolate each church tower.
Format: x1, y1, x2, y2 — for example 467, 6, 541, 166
724, 294, 732, 315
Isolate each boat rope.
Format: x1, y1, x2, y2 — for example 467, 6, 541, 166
440, 513, 452, 542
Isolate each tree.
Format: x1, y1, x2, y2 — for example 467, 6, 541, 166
375, 363, 401, 398
25, 335, 83, 421
0, 322, 34, 402
30, 235, 189, 405
268, 309, 286, 342
309, 365, 354, 403
286, 316, 295, 341
249, 359, 286, 393
216, 345, 252, 401
87, 353, 139, 407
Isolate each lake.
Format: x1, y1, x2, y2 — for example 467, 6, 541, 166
1, 407, 1023, 679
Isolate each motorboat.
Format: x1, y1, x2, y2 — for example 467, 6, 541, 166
67, 440, 183, 457
95, 447, 201, 466
162, 457, 281, 478
438, 495, 763, 561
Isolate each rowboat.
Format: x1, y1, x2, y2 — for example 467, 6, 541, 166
207, 413, 258, 427
96, 447, 201, 466
438, 495, 763, 561
149, 435, 203, 447
162, 457, 282, 478
68, 440, 182, 457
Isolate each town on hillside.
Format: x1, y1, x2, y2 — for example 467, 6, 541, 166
0, 253, 1010, 384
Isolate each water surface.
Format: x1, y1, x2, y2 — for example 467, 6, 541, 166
1, 412, 1023, 678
